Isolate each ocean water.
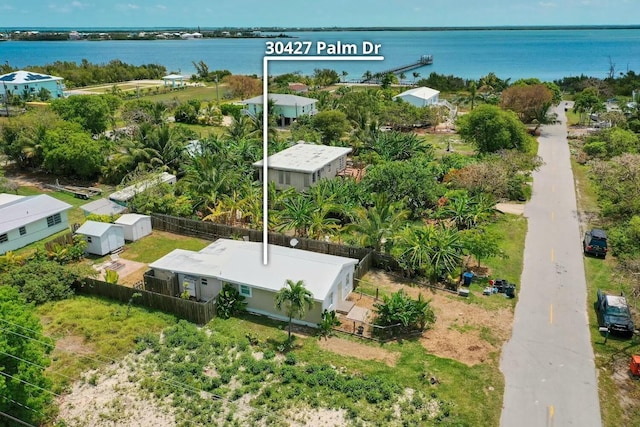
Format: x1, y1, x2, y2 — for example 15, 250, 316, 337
2, 28, 640, 82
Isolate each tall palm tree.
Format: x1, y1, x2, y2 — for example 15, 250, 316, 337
275, 279, 315, 341
412, 72, 421, 83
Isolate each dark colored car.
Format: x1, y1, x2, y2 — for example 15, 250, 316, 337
596, 289, 635, 337
583, 228, 608, 258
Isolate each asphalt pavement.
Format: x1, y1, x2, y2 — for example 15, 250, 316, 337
500, 103, 602, 427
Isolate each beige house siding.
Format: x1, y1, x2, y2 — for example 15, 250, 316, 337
231, 282, 323, 326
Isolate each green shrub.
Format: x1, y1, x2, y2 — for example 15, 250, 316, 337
216, 283, 247, 319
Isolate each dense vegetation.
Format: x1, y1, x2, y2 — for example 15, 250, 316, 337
0, 60, 167, 88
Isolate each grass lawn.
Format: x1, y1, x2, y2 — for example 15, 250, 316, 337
119, 230, 211, 263
571, 150, 640, 427
36, 295, 176, 393
136, 84, 232, 104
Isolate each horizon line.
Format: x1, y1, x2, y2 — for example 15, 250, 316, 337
2, 24, 640, 31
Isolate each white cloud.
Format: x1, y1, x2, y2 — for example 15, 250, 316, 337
539, 1, 557, 7
155, 4, 167, 10
127, 3, 139, 9
70, 1, 86, 8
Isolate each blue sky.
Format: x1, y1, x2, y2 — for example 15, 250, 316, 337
0, 0, 638, 28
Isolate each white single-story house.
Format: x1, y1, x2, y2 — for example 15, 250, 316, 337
80, 198, 128, 216
109, 172, 176, 206
0, 194, 72, 255
114, 214, 152, 242
0, 70, 65, 100
75, 221, 125, 256
148, 239, 358, 326
253, 142, 352, 191
241, 93, 318, 125
162, 74, 186, 88
393, 86, 440, 107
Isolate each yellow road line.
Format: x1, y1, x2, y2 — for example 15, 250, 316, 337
551, 211, 555, 221
548, 405, 555, 426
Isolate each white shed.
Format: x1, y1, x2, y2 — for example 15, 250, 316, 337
115, 214, 152, 242
75, 221, 125, 256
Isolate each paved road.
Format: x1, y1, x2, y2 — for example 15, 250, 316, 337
500, 104, 601, 427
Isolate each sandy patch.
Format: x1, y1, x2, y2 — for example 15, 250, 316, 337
287, 407, 348, 427
57, 355, 176, 427
359, 270, 513, 366
496, 202, 525, 215
54, 335, 94, 356
317, 336, 400, 367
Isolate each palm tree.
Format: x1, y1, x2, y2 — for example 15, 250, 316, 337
467, 81, 477, 110
275, 279, 315, 341
412, 72, 421, 83
277, 194, 315, 237
346, 193, 409, 252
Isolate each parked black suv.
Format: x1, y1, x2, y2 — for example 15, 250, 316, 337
583, 228, 608, 258
596, 289, 635, 337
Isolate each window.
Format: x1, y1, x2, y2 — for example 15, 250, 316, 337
201, 278, 208, 286
303, 174, 310, 187
239, 284, 252, 297
19, 226, 26, 236
312, 172, 316, 183
46, 213, 62, 227
87, 236, 92, 243
0, 234, 7, 244
285, 171, 291, 185
278, 170, 284, 184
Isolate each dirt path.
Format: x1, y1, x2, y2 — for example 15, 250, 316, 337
317, 336, 400, 366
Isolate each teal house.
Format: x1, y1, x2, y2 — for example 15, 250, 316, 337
0, 70, 65, 101
241, 93, 318, 126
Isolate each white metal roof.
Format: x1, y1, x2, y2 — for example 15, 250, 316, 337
0, 195, 71, 235
394, 86, 440, 101
80, 198, 127, 216
241, 94, 318, 107
114, 213, 150, 226
0, 193, 25, 208
253, 142, 352, 173
109, 172, 176, 202
75, 220, 121, 237
0, 70, 63, 84
163, 74, 185, 80
149, 239, 357, 301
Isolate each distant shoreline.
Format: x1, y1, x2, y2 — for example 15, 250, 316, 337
3, 24, 640, 33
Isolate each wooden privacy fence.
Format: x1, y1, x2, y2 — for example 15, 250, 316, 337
77, 278, 216, 324
143, 269, 179, 296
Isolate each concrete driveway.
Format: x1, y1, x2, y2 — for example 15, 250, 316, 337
500, 103, 601, 427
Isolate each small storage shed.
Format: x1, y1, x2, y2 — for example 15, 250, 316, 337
115, 214, 152, 242
75, 221, 125, 256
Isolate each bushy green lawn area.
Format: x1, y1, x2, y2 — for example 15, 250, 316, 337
36, 295, 176, 393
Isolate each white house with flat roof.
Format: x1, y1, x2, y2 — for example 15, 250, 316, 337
148, 239, 357, 326
241, 93, 318, 125
393, 86, 440, 107
0, 70, 65, 101
253, 142, 352, 191
0, 194, 72, 254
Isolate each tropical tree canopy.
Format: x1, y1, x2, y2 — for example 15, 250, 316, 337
456, 104, 533, 153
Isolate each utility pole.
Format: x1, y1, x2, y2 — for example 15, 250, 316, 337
215, 74, 220, 105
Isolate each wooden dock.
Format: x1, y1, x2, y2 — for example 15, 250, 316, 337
361, 55, 433, 82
